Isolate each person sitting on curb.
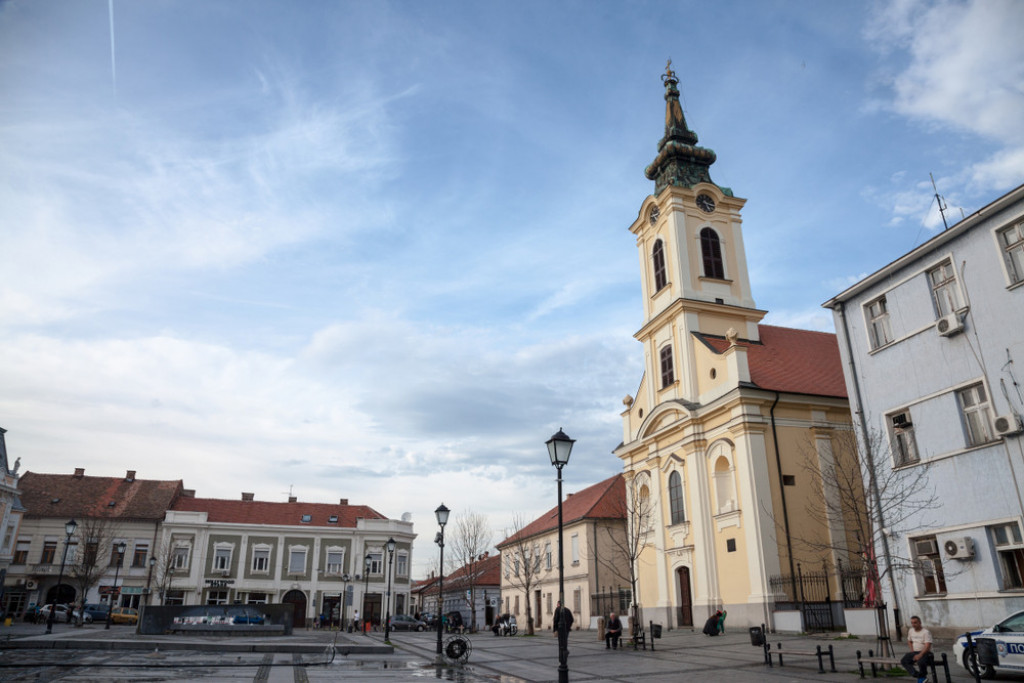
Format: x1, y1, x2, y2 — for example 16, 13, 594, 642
605, 612, 623, 649
702, 610, 723, 636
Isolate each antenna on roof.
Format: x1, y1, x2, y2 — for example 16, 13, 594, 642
930, 172, 949, 230
282, 484, 293, 500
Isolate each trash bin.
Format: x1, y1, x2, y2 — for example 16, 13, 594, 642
976, 637, 999, 666
749, 625, 765, 646
651, 623, 662, 639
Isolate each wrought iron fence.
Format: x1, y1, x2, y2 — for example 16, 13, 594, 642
590, 586, 631, 619
767, 559, 868, 631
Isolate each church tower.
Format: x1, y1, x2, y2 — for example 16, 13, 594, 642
615, 64, 856, 632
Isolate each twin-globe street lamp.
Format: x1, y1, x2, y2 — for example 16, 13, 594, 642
340, 573, 351, 629
547, 428, 575, 683
434, 503, 450, 660
106, 541, 127, 629
45, 519, 77, 634
383, 537, 397, 641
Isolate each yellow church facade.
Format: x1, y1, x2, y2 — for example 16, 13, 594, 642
614, 64, 860, 630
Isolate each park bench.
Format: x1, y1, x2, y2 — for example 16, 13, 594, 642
773, 642, 836, 673
855, 649, 951, 682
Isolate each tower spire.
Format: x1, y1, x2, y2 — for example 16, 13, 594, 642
644, 60, 717, 195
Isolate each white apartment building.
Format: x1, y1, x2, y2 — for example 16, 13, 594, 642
823, 183, 1024, 635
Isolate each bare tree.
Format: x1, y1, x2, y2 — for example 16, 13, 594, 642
147, 538, 178, 606
501, 513, 544, 636
591, 473, 653, 637
446, 510, 492, 631
66, 517, 120, 624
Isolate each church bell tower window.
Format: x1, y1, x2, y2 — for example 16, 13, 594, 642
660, 345, 675, 388
700, 228, 725, 280
652, 240, 667, 292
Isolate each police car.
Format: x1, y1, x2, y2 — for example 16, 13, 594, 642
954, 609, 1024, 679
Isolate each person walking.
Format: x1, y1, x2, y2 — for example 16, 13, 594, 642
900, 615, 933, 683
605, 612, 622, 649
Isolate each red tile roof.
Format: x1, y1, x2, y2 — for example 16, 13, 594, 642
416, 554, 501, 595
696, 324, 847, 399
19, 471, 183, 521
171, 496, 386, 527
496, 474, 624, 548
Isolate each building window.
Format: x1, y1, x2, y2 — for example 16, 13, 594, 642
571, 533, 579, 565
109, 542, 124, 567
300, 514, 312, 524
13, 539, 29, 565
652, 239, 667, 292
164, 590, 185, 606
132, 542, 149, 568
617, 588, 632, 613
84, 540, 98, 566
992, 523, 1024, 589
41, 540, 57, 564
866, 296, 893, 349
213, 546, 232, 571
545, 542, 552, 571
206, 589, 229, 605
368, 551, 383, 575
928, 260, 962, 317
172, 545, 190, 570
513, 556, 520, 577
660, 345, 674, 388
958, 383, 994, 446
325, 549, 344, 575
546, 592, 553, 614
513, 595, 519, 615
700, 228, 725, 280
288, 548, 307, 574
668, 470, 685, 524
396, 552, 408, 577
999, 220, 1024, 285
247, 592, 269, 604
912, 536, 947, 595
889, 411, 919, 466
252, 547, 270, 573
573, 587, 581, 614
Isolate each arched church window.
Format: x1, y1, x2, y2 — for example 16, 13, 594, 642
700, 228, 725, 280
652, 240, 667, 292
668, 470, 685, 524
660, 345, 674, 388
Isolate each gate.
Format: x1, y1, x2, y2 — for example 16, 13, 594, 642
768, 561, 849, 632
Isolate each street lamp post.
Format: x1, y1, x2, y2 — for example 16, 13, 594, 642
548, 428, 575, 683
340, 573, 351, 630
45, 519, 77, 635
106, 541, 127, 630
434, 503, 449, 660
146, 556, 156, 606
363, 554, 372, 635
383, 537, 396, 642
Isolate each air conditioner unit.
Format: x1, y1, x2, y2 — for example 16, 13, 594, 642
891, 412, 912, 429
936, 313, 964, 337
994, 413, 1024, 437
25, 579, 38, 590
914, 538, 939, 556
944, 537, 976, 560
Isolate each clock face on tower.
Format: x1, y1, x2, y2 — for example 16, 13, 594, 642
696, 194, 716, 213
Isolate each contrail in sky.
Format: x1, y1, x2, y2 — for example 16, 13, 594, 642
108, 0, 117, 98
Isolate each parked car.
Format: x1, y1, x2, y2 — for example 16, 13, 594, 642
71, 607, 94, 624
954, 609, 1024, 679
82, 604, 110, 621
38, 604, 70, 623
109, 607, 139, 625
389, 614, 427, 631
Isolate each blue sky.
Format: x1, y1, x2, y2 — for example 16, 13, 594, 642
2, 0, 1022, 574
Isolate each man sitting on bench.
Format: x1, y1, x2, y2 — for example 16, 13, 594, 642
605, 612, 622, 649
900, 615, 933, 683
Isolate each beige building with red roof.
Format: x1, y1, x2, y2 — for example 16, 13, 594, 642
160, 491, 414, 628
496, 474, 630, 632
614, 65, 858, 631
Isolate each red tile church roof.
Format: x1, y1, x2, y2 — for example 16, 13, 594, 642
696, 324, 847, 399
171, 497, 386, 527
497, 474, 624, 548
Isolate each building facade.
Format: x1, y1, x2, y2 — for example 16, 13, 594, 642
823, 183, 1024, 635
614, 64, 859, 631
160, 492, 415, 628
7, 468, 183, 615
496, 474, 629, 631
415, 552, 500, 630
0, 428, 26, 615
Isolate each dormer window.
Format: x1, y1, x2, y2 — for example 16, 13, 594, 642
300, 514, 312, 524
328, 515, 338, 524
652, 240, 667, 291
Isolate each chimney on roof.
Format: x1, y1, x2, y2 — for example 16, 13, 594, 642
567, 493, 574, 497
288, 496, 297, 503
74, 467, 85, 477
339, 498, 348, 505
242, 492, 254, 501
125, 470, 136, 482
182, 488, 195, 497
